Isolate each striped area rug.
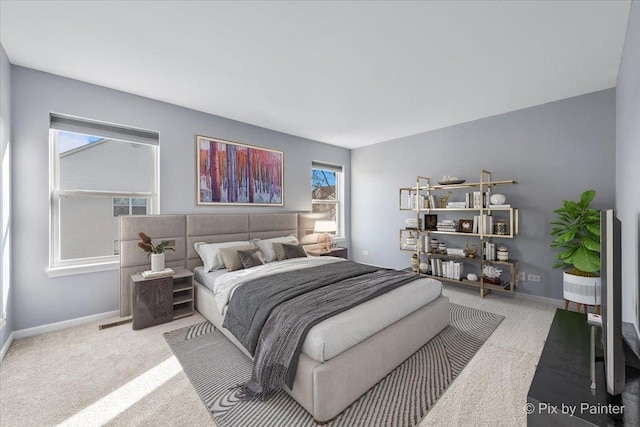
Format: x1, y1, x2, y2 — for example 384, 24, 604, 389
164, 303, 503, 426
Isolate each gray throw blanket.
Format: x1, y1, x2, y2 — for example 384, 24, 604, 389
223, 261, 420, 399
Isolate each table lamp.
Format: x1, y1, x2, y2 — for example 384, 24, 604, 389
314, 220, 337, 251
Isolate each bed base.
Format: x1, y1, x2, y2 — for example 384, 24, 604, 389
194, 280, 450, 422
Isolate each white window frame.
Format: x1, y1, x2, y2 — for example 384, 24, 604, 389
113, 197, 150, 217
47, 115, 159, 277
311, 162, 344, 240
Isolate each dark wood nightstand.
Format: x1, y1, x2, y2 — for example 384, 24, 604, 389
307, 246, 348, 259
130, 266, 194, 330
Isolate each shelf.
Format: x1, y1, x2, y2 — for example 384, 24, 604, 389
426, 207, 514, 212
173, 282, 192, 292
173, 305, 193, 319
173, 294, 193, 305
429, 179, 517, 191
429, 231, 480, 236
483, 281, 518, 293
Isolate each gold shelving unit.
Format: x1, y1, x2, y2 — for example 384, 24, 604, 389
399, 169, 519, 298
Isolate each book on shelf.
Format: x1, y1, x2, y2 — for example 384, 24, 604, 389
446, 202, 467, 209
404, 217, 421, 229
430, 258, 463, 280
446, 248, 466, 257
436, 219, 457, 232
141, 268, 175, 279
488, 204, 511, 208
483, 242, 496, 261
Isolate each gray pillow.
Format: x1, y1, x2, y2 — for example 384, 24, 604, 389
237, 248, 265, 269
282, 243, 308, 259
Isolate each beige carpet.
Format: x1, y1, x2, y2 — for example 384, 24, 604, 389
0, 285, 556, 426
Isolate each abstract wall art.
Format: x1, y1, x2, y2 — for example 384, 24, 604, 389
196, 135, 284, 206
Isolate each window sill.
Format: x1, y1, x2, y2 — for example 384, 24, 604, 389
46, 261, 119, 278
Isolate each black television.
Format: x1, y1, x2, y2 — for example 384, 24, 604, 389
600, 209, 625, 395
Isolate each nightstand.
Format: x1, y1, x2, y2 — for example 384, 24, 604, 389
131, 266, 194, 330
307, 246, 348, 259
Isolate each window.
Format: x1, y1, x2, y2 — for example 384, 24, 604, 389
113, 197, 149, 217
311, 162, 344, 237
49, 114, 159, 273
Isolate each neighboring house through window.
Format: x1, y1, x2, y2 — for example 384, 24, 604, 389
311, 162, 344, 238
49, 114, 159, 273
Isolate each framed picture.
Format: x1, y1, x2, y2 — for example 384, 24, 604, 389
196, 135, 284, 206
424, 214, 438, 231
458, 219, 474, 233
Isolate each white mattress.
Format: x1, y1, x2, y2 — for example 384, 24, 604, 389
194, 260, 442, 363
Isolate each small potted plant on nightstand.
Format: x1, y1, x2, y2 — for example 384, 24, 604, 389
550, 189, 601, 312
137, 232, 175, 271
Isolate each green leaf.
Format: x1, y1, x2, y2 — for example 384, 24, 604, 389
583, 236, 601, 252
554, 229, 577, 243
554, 260, 570, 269
571, 244, 600, 273
579, 189, 596, 209
585, 222, 600, 237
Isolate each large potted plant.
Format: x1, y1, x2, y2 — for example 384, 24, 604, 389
550, 189, 601, 309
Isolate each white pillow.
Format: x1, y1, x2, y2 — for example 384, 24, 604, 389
194, 241, 250, 272
252, 234, 299, 262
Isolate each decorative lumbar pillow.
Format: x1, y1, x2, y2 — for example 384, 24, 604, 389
271, 242, 288, 261
219, 244, 256, 271
252, 235, 299, 263
194, 241, 249, 272
282, 243, 308, 259
237, 248, 265, 269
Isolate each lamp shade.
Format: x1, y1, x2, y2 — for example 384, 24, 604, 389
314, 220, 337, 233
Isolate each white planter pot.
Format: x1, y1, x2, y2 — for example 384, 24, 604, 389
563, 272, 601, 305
150, 253, 165, 272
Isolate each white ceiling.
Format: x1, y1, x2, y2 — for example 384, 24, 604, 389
0, 1, 631, 149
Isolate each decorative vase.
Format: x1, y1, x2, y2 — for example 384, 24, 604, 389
430, 239, 439, 254
494, 218, 507, 235
419, 262, 429, 274
497, 244, 509, 261
151, 253, 165, 272
410, 254, 420, 273
489, 194, 506, 205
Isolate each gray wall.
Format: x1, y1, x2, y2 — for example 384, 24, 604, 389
351, 89, 616, 301
11, 66, 350, 331
616, 1, 640, 333
0, 43, 13, 350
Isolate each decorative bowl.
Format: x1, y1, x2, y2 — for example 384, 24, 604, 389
489, 194, 506, 205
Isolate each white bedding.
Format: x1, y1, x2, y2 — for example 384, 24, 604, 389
211, 256, 347, 314
195, 257, 443, 362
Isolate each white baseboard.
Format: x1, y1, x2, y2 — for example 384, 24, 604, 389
1, 309, 122, 362
0, 331, 15, 362
513, 291, 564, 308
12, 310, 120, 340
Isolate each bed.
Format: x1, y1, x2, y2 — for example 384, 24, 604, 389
119, 213, 449, 422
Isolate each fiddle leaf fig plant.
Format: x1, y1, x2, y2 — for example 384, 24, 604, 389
550, 189, 600, 276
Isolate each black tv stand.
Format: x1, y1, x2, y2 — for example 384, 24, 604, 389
527, 309, 639, 426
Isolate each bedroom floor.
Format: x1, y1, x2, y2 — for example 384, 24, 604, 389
0, 285, 557, 427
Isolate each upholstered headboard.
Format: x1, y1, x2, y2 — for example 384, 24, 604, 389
119, 212, 327, 317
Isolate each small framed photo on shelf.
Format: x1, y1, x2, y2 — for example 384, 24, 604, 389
424, 214, 438, 231
458, 219, 474, 233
